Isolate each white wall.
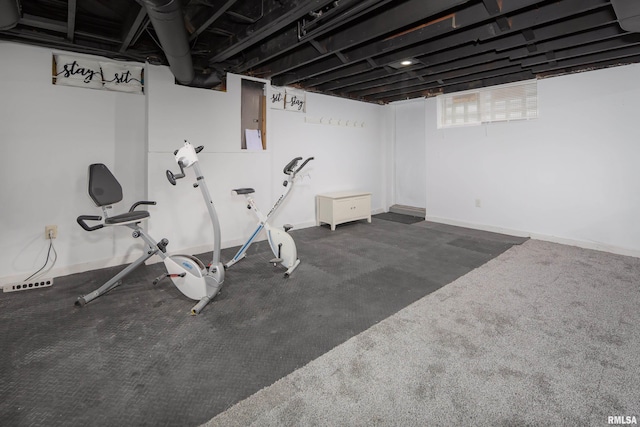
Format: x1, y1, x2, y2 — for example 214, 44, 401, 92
0, 41, 386, 284
419, 64, 640, 256
145, 67, 386, 256
0, 42, 146, 286
393, 100, 426, 208
4, 39, 637, 285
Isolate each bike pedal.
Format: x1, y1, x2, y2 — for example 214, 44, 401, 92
269, 257, 283, 264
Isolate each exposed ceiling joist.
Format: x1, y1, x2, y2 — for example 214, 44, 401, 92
119, 5, 147, 53
316, 0, 620, 100
232, 0, 393, 74
2, 0, 640, 103
66, 0, 76, 41
188, 0, 239, 41
270, 0, 566, 87
306, 2, 611, 94
260, 0, 472, 84
20, 14, 67, 33
207, 0, 337, 63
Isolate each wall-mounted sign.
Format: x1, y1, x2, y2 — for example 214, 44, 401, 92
53, 54, 144, 94
53, 55, 103, 89
268, 86, 306, 112
269, 85, 286, 110
100, 61, 143, 93
285, 88, 306, 112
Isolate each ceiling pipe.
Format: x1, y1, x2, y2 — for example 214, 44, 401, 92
0, 0, 20, 30
611, 0, 640, 32
141, 0, 221, 87
140, 0, 194, 84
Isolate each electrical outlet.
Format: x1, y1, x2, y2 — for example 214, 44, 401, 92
475, 199, 482, 208
45, 225, 58, 239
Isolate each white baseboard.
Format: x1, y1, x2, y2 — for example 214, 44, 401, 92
426, 215, 640, 258
0, 252, 143, 287
426, 216, 530, 238
0, 221, 322, 286
389, 204, 426, 217
4, 218, 636, 286
295, 220, 320, 230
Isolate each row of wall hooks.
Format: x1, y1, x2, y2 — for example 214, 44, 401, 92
305, 116, 366, 128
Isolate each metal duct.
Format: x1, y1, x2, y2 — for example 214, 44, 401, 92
611, 0, 640, 32
190, 72, 222, 87
0, 0, 20, 30
141, 0, 195, 85
142, 0, 222, 87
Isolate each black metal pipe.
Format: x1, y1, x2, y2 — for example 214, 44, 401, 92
0, 0, 20, 30
190, 71, 221, 87
140, 0, 222, 87
141, 0, 194, 85
611, 0, 640, 32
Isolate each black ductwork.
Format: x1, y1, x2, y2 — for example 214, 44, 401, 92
611, 0, 640, 32
141, 0, 221, 87
190, 72, 223, 87
0, 0, 20, 30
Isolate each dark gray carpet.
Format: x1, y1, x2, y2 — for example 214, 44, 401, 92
0, 219, 527, 426
373, 212, 424, 224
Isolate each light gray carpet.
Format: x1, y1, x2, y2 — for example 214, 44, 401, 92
203, 239, 640, 426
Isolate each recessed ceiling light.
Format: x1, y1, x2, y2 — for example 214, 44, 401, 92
388, 58, 420, 69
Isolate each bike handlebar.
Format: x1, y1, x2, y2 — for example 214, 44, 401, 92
77, 215, 103, 232
173, 144, 204, 155
283, 156, 314, 176
167, 140, 201, 185
166, 161, 185, 185
283, 157, 303, 175
129, 201, 157, 212
297, 157, 314, 173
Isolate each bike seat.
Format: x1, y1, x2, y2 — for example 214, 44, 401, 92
232, 188, 255, 195
105, 210, 150, 225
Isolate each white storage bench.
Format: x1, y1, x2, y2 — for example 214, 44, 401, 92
316, 191, 372, 231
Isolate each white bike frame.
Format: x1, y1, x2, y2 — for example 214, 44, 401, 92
225, 156, 313, 276
162, 141, 225, 314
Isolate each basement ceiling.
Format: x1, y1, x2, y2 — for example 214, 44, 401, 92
1, 0, 640, 103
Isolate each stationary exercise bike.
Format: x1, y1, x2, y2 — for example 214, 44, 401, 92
225, 156, 314, 277
75, 141, 223, 315
159, 141, 225, 314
